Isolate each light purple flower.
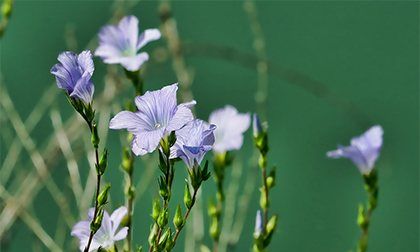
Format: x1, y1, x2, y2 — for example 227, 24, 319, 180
209, 105, 250, 153
50, 50, 95, 104
170, 119, 216, 169
95, 15, 161, 71
327, 125, 384, 174
109, 83, 195, 156
71, 206, 128, 252
254, 210, 263, 236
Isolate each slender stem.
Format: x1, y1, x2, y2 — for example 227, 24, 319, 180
173, 189, 198, 245
124, 166, 134, 252
83, 146, 102, 252
261, 164, 269, 228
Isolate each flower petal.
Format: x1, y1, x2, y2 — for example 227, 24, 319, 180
166, 100, 196, 132
77, 50, 94, 75
119, 52, 149, 71
70, 72, 94, 104
137, 28, 161, 50
118, 15, 139, 50
131, 129, 164, 156
110, 206, 128, 234
113, 227, 129, 241
109, 111, 150, 133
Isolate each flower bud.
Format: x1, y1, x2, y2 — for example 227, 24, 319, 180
97, 149, 108, 175
148, 224, 158, 245
254, 210, 263, 238
252, 114, 263, 138
173, 205, 184, 229
91, 122, 100, 148
207, 198, 218, 217
259, 188, 268, 210
157, 209, 168, 228
121, 147, 133, 174
184, 183, 193, 209
97, 184, 110, 206
152, 198, 161, 222
258, 155, 267, 169
266, 215, 278, 235
209, 217, 220, 240
90, 209, 104, 233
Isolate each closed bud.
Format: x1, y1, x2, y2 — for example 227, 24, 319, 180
97, 184, 111, 206
148, 224, 158, 245
266, 215, 278, 235
157, 209, 168, 228
121, 147, 133, 174
158, 228, 170, 249
91, 209, 104, 233
98, 149, 108, 175
91, 122, 100, 148
357, 204, 368, 230
267, 169, 276, 188
252, 114, 263, 138
207, 199, 218, 217
173, 205, 184, 229
209, 217, 220, 240
260, 189, 268, 210
165, 230, 174, 251
258, 155, 267, 169
152, 198, 161, 221
184, 183, 193, 209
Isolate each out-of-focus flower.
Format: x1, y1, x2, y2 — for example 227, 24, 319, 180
50, 50, 94, 104
252, 113, 263, 138
170, 119, 216, 169
327, 125, 384, 174
209, 105, 250, 153
254, 210, 263, 237
71, 207, 128, 252
95, 15, 161, 71
109, 83, 195, 156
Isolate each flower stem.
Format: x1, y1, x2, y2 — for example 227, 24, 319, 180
357, 170, 378, 252
83, 126, 102, 252
172, 188, 198, 246
261, 160, 269, 228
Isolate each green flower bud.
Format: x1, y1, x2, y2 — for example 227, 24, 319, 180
90, 209, 104, 233
173, 205, 184, 229
97, 184, 111, 206
152, 198, 161, 222
209, 217, 220, 240
357, 204, 368, 230
157, 209, 168, 228
258, 155, 267, 169
207, 199, 218, 217
266, 215, 278, 235
91, 122, 100, 148
260, 188, 268, 210
121, 147, 133, 174
184, 183, 193, 209
97, 149, 108, 175
148, 224, 158, 246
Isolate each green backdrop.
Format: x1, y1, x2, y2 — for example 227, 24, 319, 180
0, 1, 418, 251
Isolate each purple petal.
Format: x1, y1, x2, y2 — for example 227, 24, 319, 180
77, 50, 94, 75
118, 15, 139, 50
131, 129, 165, 156
166, 100, 196, 132
119, 52, 150, 71
70, 72, 94, 104
109, 111, 150, 132
110, 206, 127, 234
113, 227, 129, 241
137, 28, 161, 50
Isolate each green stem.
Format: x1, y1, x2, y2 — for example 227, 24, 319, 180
172, 188, 198, 247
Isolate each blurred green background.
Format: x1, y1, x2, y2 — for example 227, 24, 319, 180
0, 0, 418, 251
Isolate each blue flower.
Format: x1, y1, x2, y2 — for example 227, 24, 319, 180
109, 83, 195, 156
209, 105, 250, 153
327, 125, 384, 174
50, 50, 95, 104
170, 119, 216, 169
254, 210, 263, 237
95, 15, 161, 71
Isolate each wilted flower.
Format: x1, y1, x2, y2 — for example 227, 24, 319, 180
95, 15, 161, 71
209, 105, 250, 153
170, 119, 216, 169
109, 83, 195, 156
254, 210, 263, 237
327, 125, 384, 174
71, 206, 128, 252
50, 50, 95, 104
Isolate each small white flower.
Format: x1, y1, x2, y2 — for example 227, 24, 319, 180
71, 206, 128, 251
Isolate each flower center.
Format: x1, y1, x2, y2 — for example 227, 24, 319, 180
155, 123, 162, 129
